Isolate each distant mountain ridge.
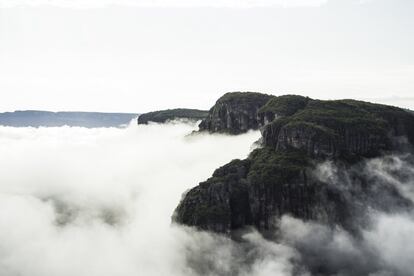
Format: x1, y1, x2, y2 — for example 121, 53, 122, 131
0, 110, 138, 128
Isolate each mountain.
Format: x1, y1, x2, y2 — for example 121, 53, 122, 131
0, 110, 138, 128
198, 92, 273, 134
137, 108, 208, 124
173, 93, 414, 235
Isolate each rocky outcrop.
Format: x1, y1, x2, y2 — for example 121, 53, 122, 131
174, 94, 414, 235
257, 95, 311, 125
174, 149, 412, 235
174, 159, 252, 233
198, 92, 273, 134
262, 99, 414, 158
174, 150, 356, 234
137, 109, 208, 124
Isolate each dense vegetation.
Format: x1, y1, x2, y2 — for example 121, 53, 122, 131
138, 108, 208, 124
174, 146, 314, 231
258, 95, 310, 117
217, 91, 273, 104
175, 92, 414, 235
261, 97, 414, 158
199, 92, 273, 134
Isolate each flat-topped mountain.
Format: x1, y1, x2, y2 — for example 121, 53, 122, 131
261, 96, 414, 158
0, 110, 138, 128
174, 93, 414, 235
137, 108, 208, 124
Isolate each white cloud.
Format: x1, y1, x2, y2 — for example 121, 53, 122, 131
0, 121, 413, 276
363, 213, 414, 275
0, 122, 271, 276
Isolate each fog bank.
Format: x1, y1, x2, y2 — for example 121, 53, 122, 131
0, 121, 260, 276
0, 121, 413, 276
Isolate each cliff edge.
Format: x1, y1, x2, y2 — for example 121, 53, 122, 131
137, 108, 208, 124
198, 92, 273, 134
174, 94, 414, 235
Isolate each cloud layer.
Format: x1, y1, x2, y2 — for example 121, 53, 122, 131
0, 122, 413, 276
0, 122, 262, 276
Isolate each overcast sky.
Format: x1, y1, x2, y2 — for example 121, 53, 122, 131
0, 0, 413, 112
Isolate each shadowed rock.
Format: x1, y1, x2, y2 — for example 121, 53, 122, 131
174, 93, 414, 235
198, 92, 273, 134
137, 108, 208, 124
0, 110, 138, 128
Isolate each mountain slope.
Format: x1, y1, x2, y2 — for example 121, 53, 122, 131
174, 94, 414, 235
198, 92, 273, 134
137, 108, 208, 124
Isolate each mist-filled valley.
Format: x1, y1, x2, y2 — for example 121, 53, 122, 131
0, 121, 258, 275
0, 120, 413, 276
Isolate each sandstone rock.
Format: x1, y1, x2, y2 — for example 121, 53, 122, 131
198, 92, 273, 134
174, 93, 414, 235
262, 99, 414, 158
137, 108, 208, 124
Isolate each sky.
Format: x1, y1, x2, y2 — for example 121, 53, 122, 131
0, 0, 413, 112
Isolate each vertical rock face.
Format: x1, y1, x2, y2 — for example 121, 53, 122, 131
262, 99, 414, 158
174, 159, 252, 233
198, 92, 273, 134
174, 93, 414, 235
257, 95, 311, 125
174, 149, 358, 234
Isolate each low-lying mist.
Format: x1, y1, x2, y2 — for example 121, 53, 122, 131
0, 121, 413, 276
0, 121, 258, 276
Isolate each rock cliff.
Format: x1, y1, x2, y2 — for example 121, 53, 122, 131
198, 92, 273, 134
262, 98, 414, 158
137, 108, 208, 124
174, 94, 414, 235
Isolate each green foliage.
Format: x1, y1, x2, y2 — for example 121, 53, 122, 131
284, 121, 337, 137
212, 159, 250, 178
288, 100, 389, 134
138, 108, 208, 124
174, 93, 414, 233
248, 147, 310, 185
191, 203, 230, 226
174, 183, 231, 228
217, 92, 273, 104
175, 159, 250, 229
213, 92, 274, 113
261, 98, 408, 145
258, 94, 310, 116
